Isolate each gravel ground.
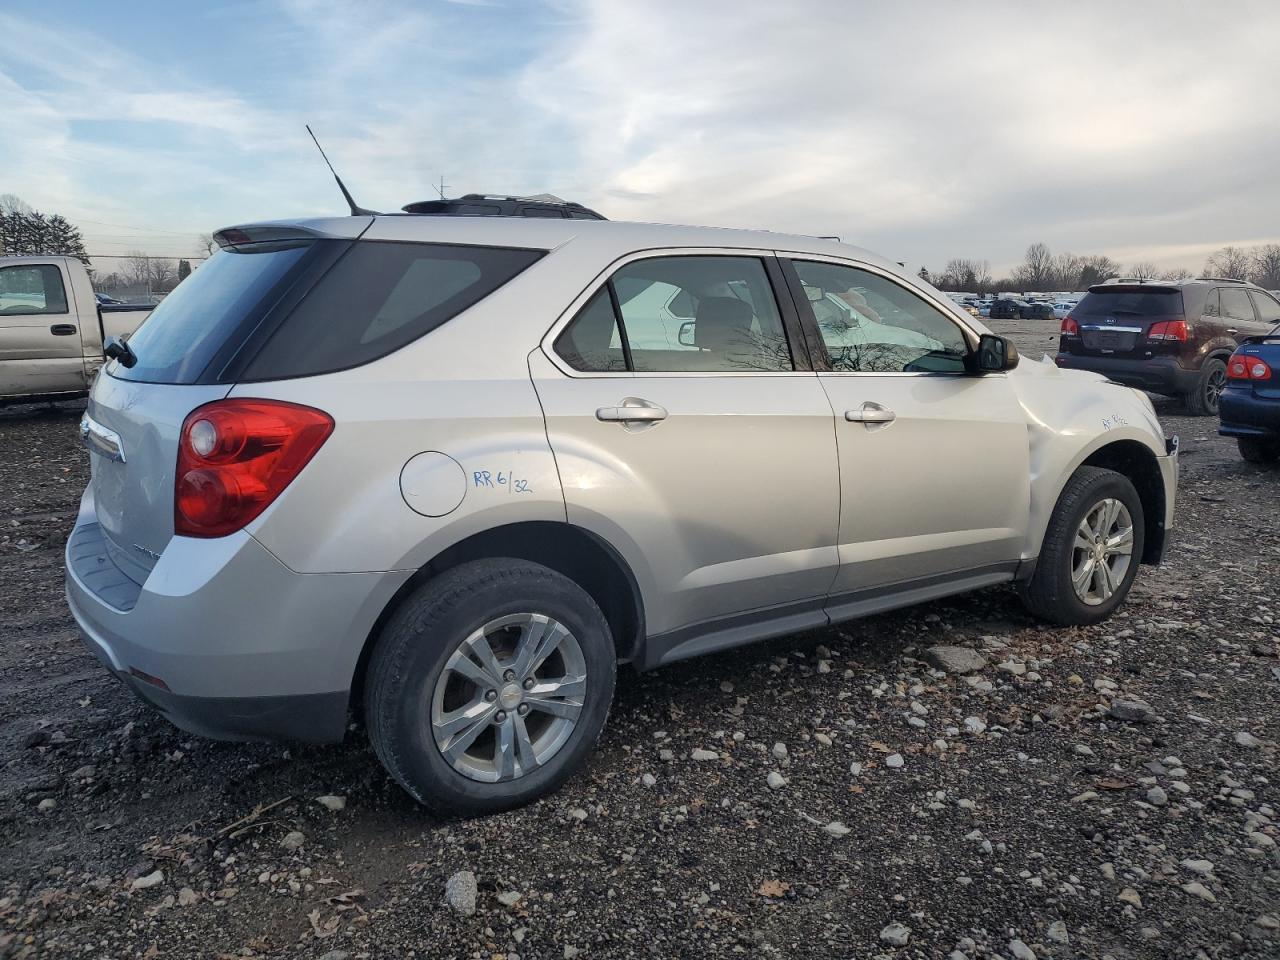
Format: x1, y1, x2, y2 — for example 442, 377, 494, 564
2, 318, 1278, 960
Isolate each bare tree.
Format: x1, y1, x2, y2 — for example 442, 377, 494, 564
1052, 252, 1085, 290
1161, 267, 1193, 281
1012, 242, 1055, 289
1129, 261, 1160, 280
1204, 246, 1252, 281
1251, 244, 1280, 289
1079, 255, 1121, 289
197, 233, 217, 257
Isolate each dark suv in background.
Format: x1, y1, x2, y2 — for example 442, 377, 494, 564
1056, 278, 1280, 415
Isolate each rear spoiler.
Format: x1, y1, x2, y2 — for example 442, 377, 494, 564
213, 217, 373, 250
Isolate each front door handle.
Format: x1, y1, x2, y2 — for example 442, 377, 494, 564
596, 398, 668, 424
50, 324, 77, 336
845, 402, 896, 424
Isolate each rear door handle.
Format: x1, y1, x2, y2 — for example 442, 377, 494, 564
845, 402, 896, 424
50, 324, 77, 336
596, 398, 668, 424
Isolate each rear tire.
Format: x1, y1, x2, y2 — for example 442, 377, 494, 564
1238, 437, 1280, 463
365, 559, 615, 815
1184, 358, 1227, 416
1019, 466, 1145, 626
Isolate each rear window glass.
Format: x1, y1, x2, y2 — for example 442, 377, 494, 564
112, 241, 313, 383
1074, 290, 1182, 318
243, 241, 542, 379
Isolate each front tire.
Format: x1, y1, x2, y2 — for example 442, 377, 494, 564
1184, 358, 1227, 416
365, 559, 615, 814
1020, 466, 1145, 626
1238, 437, 1280, 463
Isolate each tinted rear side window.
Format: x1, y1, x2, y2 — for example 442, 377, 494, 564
113, 241, 314, 384
243, 241, 542, 380
1074, 290, 1182, 318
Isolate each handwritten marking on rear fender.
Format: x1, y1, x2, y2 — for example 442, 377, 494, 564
472, 470, 533, 493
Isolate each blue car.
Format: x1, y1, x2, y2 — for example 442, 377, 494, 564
1220, 324, 1280, 462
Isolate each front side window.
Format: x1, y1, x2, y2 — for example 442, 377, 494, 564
554, 255, 794, 373
1249, 291, 1280, 324
1220, 287, 1257, 323
791, 260, 968, 373
0, 264, 68, 317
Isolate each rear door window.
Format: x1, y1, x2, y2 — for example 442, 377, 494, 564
243, 241, 542, 380
554, 256, 794, 374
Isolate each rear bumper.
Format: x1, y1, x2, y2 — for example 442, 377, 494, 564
65, 486, 410, 744
1055, 353, 1198, 395
1219, 390, 1280, 439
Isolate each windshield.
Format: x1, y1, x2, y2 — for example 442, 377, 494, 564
111, 241, 315, 384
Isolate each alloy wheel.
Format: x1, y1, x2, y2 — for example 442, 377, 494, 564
1070, 498, 1134, 606
1206, 367, 1226, 412
430, 613, 587, 783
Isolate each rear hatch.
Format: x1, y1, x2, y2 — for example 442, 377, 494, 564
85, 235, 331, 581
1062, 285, 1183, 358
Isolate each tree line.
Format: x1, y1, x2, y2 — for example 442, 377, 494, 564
921, 242, 1280, 294
0, 194, 89, 263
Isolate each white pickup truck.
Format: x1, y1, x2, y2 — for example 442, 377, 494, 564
0, 255, 152, 404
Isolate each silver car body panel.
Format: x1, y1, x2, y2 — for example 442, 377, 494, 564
65, 215, 1178, 742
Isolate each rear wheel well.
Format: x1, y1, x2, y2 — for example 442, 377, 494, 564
1080, 441, 1166, 565
350, 522, 644, 706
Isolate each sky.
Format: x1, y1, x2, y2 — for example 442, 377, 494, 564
2, 0, 1279, 275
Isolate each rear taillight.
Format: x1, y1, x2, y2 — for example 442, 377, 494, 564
1147, 320, 1188, 342
1227, 352, 1273, 381
175, 399, 333, 538
1060, 316, 1079, 336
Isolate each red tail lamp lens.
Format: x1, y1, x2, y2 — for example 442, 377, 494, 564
175, 399, 333, 537
1228, 352, 1273, 381
1060, 316, 1079, 335
1147, 320, 1188, 342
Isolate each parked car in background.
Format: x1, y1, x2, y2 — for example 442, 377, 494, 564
1022, 302, 1056, 321
94, 292, 124, 305
990, 297, 1030, 319
1, 256, 152, 403
1219, 325, 1280, 462
1056, 278, 1280, 415
66, 212, 1177, 814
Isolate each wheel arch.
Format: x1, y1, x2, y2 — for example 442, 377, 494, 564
350, 521, 645, 706
1077, 439, 1167, 565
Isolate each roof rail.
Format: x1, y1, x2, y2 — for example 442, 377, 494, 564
1194, 276, 1250, 284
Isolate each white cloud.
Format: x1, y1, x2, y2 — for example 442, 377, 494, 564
2, 0, 1278, 273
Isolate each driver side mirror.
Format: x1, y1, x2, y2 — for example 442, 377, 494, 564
975, 333, 1019, 372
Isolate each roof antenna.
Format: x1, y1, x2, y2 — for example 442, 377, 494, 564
305, 125, 378, 216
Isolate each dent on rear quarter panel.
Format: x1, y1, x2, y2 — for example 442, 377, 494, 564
1011, 362, 1167, 560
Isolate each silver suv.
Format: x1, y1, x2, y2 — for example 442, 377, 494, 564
66, 215, 1179, 813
